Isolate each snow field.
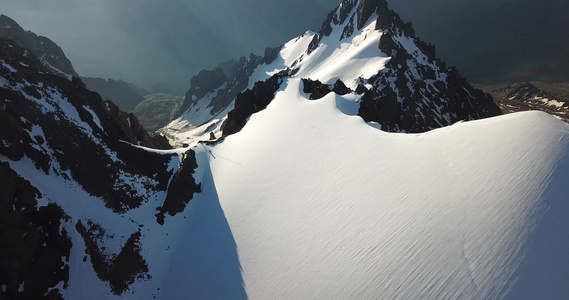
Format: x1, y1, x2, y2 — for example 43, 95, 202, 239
193, 78, 569, 299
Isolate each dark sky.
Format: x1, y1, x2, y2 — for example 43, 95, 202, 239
4, 0, 566, 92
0, 0, 340, 93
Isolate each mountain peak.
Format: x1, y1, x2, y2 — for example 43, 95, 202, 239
2, 1, 569, 298
162, 0, 499, 146
0, 14, 78, 79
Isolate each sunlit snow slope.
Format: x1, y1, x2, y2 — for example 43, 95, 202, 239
163, 0, 497, 146
161, 2, 390, 145
179, 78, 569, 299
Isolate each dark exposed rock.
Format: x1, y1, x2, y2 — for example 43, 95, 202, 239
223, 70, 289, 137
332, 79, 352, 95
303, 78, 331, 100
309, 0, 382, 53
156, 149, 202, 225
355, 1, 500, 132
376, 0, 399, 30
0, 38, 175, 213
178, 46, 283, 121
76, 220, 150, 295
262, 46, 281, 66
0, 14, 78, 78
357, 0, 380, 30
355, 84, 369, 95
0, 162, 72, 300
181, 68, 228, 113
302, 78, 353, 100
307, 10, 336, 55
499, 82, 547, 102
103, 101, 172, 149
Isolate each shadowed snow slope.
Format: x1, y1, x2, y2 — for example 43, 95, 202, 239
191, 78, 569, 299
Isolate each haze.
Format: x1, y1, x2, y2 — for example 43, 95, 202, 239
0, 0, 339, 94
2, 0, 567, 94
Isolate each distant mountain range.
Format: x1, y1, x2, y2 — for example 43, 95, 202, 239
476, 81, 569, 123
80, 77, 149, 112
132, 93, 185, 132
1, 0, 569, 299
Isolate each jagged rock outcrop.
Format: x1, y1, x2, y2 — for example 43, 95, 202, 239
308, 0, 390, 54
222, 71, 289, 137
302, 78, 353, 100
0, 14, 78, 78
1, 33, 192, 295
76, 220, 150, 295
178, 46, 283, 120
356, 0, 500, 132
0, 162, 72, 300
156, 149, 201, 225
103, 100, 172, 149
179, 68, 228, 115
219, 0, 500, 135
1, 37, 174, 213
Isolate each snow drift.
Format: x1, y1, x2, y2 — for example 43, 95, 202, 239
175, 78, 569, 299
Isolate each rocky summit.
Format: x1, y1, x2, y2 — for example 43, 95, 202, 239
2, 0, 568, 299
0, 37, 200, 298
162, 0, 499, 147
0, 14, 78, 79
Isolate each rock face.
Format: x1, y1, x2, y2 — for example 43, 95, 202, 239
1, 34, 200, 296
0, 162, 72, 300
310, 0, 500, 132
0, 37, 173, 213
81, 77, 148, 112
302, 78, 353, 100
159, 46, 284, 146
222, 71, 289, 137
0, 14, 78, 78
214, 0, 500, 137
481, 81, 569, 123
156, 149, 201, 225
75, 220, 150, 295
177, 47, 283, 121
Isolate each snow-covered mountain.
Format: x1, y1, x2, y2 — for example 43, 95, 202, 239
498, 82, 569, 120
2, 0, 569, 299
0, 14, 78, 79
161, 0, 499, 147
0, 36, 196, 298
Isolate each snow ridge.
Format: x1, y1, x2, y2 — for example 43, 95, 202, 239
196, 78, 569, 299
163, 0, 497, 145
